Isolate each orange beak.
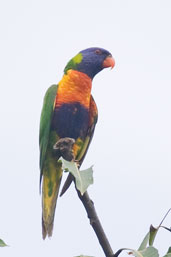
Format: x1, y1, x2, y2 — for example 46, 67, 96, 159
103, 55, 115, 69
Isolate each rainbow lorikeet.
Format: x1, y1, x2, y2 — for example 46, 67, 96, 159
39, 47, 115, 239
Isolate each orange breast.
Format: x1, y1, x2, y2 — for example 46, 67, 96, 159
55, 70, 92, 109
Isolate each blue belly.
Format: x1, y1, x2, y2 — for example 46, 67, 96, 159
51, 102, 89, 140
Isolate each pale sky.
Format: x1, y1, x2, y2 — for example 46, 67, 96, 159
0, 0, 171, 256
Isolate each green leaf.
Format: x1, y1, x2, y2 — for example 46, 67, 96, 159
149, 225, 158, 246
129, 246, 159, 257
138, 232, 150, 251
61, 158, 93, 195
166, 247, 171, 254
0, 239, 8, 247
163, 247, 171, 257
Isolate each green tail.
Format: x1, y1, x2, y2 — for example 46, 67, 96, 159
42, 159, 62, 239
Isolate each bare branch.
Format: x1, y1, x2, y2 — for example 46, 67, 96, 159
76, 190, 115, 257
54, 137, 115, 257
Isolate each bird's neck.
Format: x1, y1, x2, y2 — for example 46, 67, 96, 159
55, 70, 92, 109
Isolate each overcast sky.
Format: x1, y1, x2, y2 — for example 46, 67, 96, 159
0, 0, 171, 256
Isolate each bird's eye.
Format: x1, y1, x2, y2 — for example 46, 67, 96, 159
95, 49, 102, 55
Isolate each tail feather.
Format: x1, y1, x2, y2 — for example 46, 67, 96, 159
42, 161, 62, 239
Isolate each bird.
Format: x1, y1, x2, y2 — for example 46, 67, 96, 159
39, 47, 115, 239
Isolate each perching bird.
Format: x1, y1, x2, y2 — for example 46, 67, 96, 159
39, 47, 115, 239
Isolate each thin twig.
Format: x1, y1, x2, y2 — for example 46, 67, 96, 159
77, 190, 115, 257
159, 208, 171, 227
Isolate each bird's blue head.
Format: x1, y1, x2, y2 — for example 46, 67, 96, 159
64, 47, 115, 79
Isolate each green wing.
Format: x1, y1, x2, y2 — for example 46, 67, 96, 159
39, 84, 58, 173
